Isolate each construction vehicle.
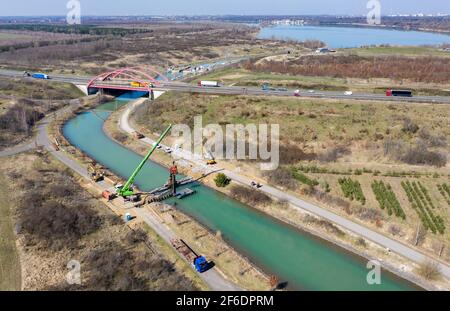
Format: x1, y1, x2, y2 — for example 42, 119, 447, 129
132, 131, 144, 139
205, 149, 216, 165
170, 238, 210, 273
102, 190, 116, 201
130, 81, 148, 88
87, 162, 105, 182
115, 124, 172, 200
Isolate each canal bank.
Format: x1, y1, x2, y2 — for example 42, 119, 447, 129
62, 97, 420, 291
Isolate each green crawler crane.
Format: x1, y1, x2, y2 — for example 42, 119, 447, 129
116, 124, 172, 198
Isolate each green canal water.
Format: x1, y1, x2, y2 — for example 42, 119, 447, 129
63, 99, 419, 291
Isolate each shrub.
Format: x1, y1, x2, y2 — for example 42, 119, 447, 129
80, 241, 196, 291
417, 261, 441, 280
371, 180, 405, 219
418, 128, 447, 148
292, 171, 319, 187
279, 143, 316, 165
355, 237, 367, 247
401, 145, 447, 167
230, 185, 272, 206
383, 138, 405, 157
437, 183, 450, 205
16, 170, 102, 250
357, 207, 383, 222
112, 132, 128, 144
214, 173, 230, 187
263, 168, 298, 190
318, 146, 350, 163
402, 117, 419, 134
402, 181, 445, 234
338, 178, 366, 205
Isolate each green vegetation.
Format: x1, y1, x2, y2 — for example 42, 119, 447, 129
401, 181, 445, 234
214, 173, 230, 187
292, 170, 319, 187
346, 46, 450, 58
297, 164, 442, 178
338, 178, 366, 205
320, 180, 331, 193
298, 165, 353, 176
371, 180, 405, 219
437, 183, 450, 205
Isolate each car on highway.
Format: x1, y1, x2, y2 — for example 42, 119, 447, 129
294, 90, 301, 97
344, 91, 353, 95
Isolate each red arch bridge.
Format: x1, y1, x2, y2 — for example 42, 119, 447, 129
87, 66, 169, 95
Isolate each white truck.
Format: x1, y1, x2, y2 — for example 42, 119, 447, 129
198, 80, 220, 87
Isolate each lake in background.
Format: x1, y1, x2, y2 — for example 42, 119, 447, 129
258, 25, 450, 48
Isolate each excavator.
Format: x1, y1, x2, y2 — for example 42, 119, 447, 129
102, 124, 172, 201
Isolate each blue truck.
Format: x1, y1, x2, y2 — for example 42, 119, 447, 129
171, 238, 210, 273
32, 73, 50, 80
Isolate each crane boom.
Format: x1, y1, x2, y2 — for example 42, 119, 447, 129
117, 124, 172, 197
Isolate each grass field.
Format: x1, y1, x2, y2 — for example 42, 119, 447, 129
0, 172, 21, 290
345, 46, 450, 58
0, 32, 33, 42
0, 77, 83, 100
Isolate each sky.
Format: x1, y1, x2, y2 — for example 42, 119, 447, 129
0, 0, 449, 16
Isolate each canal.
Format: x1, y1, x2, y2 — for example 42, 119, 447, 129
63, 98, 419, 291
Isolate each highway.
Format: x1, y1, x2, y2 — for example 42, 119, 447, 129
1, 69, 450, 104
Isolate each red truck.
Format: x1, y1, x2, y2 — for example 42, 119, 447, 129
386, 89, 413, 97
